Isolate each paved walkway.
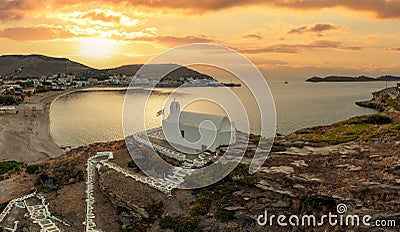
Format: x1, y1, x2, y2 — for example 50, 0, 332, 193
0, 192, 69, 231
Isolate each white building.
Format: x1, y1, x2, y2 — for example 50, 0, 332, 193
162, 100, 235, 152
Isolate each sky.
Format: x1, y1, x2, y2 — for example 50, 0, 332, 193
0, 0, 400, 79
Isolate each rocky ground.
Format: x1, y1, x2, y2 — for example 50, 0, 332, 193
0, 89, 400, 231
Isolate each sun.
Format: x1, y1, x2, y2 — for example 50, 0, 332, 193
79, 38, 116, 58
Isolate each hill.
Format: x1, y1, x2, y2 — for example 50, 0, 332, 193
0, 55, 94, 78
0, 55, 213, 81
107, 64, 212, 81
307, 75, 400, 82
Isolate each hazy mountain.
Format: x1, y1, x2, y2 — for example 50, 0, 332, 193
307, 75, 400, 82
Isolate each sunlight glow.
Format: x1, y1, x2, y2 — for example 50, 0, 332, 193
79, 38, 116, 58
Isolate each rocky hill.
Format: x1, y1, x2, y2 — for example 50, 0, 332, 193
0, 55, 93, 78
0, 54, 213, 81
1, 112, 400, 231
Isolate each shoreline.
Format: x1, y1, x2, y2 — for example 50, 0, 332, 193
0, 86, 388, 163
0, 89, 81, 163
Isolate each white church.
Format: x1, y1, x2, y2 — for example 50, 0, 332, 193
162, 100, 235, 152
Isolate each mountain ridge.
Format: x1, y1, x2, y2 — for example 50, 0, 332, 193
307, 75, 400, 82
0, 54, 212, 81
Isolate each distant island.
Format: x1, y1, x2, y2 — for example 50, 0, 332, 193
306, 75, 400, 82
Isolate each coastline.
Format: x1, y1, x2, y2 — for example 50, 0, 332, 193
0, 89, 79, 163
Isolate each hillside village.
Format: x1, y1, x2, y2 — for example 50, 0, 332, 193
0, 55, 217, 106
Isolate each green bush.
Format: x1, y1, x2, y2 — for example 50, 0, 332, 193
145, 200, 164, 222
215, 207, 235, 221
160, 216, 199, 232
0, 201, 9, 212
190, 195, 212, 216
271, 143, 286, 152
0, 161, 23, 175
26, 164, 41, 174
117, 206, 130, 215
363, 114, 392, 125
228, 163, 257, 186
127, 161, 138, 169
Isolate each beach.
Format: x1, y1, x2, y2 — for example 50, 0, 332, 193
0, 91, 66, 163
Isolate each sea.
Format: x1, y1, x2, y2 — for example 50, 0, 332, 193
49, 79, 392, 148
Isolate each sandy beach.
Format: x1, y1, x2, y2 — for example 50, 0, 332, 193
0, 91, 67, 163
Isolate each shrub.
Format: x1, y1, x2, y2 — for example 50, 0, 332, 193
145, 201, 164, 222
363, 114, 392, 125
0, 161, 23, 175
190, 195, 212, 216
117, 206, 130, 215
228, 163, 257, 186
215, 207, 235, 221
127, 161, 138, 169
0, 201, 9, 212
271, 143, 286, 152
26, 164, 41, 174
160, 216, 199, 232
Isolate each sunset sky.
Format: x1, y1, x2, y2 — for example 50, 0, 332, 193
1, 0, 400, 79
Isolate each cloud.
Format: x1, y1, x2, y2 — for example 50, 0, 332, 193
60, 8, 139, 27
288, 23, 348, 35
386, 47, 400, 52
0, 27, 73, 41
0, 0, 43, 21
77, 10, 122, 23
256, 59, 289, 66
113, 0, 400, 19
237, 40, 364, 54
2, 0, 400, 22
131, 35, 216, 46
242, 34, 262, 40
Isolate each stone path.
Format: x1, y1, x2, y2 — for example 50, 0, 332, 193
0, 192, 69, 231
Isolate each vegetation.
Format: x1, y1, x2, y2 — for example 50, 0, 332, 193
292, 195, 336, 214
117, 206, 130, 215
228, 163, 257, 186
271, 143, 286, 152
160, 216, 199, 232
38, 165, 85, 192
388, 98, 400, 111
249, 134, 261, 143
249, 134, 287, 152
0, 95, 24, 105
144, 200, 164, 223
26, 164, 41, 174
190, 194, 212, 216
289, 114, 396, 145
127, 161, 138, 170
362, 114, 392, 125
0, 161, 24, 180
0, 201, 9, 212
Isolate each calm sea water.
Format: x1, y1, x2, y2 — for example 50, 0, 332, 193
50, 80, 389, 147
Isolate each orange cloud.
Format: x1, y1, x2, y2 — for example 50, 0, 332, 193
2, 0, 400, 22
242, 34, 262, 40
237, 40, 364, 54
59, 8, 139, 27
0, 0, 43, 21
114, 0, 400, 19
77, 10, 122, 23
0, 27, 73, 41
288, 23, 348, 35
132, 35, 215, 46
386, 47, 400, 52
